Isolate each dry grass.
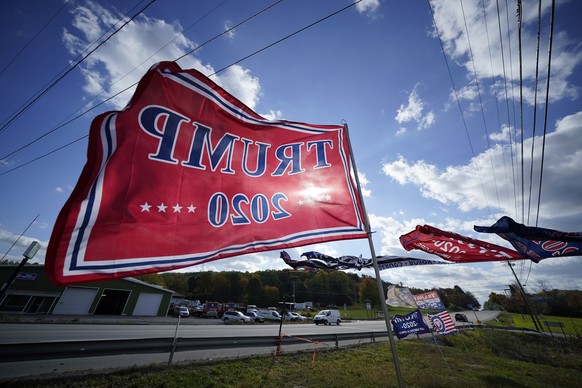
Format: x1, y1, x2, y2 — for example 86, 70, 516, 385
6, 329, 582, 387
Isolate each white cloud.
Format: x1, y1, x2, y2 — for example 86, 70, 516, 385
217, 65, 261, 109
355, 0, 381, 17
261, 110, 284, 121
489, 124, 513, 143
429, 0, 581, 105
55, 187, 64, 193
395, 86, 436, 130
223, 20, 235, 40
62, 2, 262, 110
382, 110, 582, 231
358, 171, 371, 197
0, 227, 47, 264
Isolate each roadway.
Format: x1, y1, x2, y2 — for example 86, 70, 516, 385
0, 310, 498, 381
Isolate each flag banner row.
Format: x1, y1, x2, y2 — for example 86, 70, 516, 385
45, 62, 367, 286
280, 250, 450, 272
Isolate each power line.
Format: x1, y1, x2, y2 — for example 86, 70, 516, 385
0, 0, 159, 136
210, 0, 362, 76
1, 0, 362, 176
0, 0, 71, 79
427, 0, 491, 215
526, 0, 543, 225
0, 0, 283, 166
496, 0, 519, 220
535, 0, 556, 227
460, 0, 501, 210
0, 0, 230, 162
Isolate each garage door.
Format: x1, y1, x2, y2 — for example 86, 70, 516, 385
52, 286, 98, 315
133, 293, 163, 316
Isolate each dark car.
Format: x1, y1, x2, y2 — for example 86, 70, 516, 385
454, 313, 469, 322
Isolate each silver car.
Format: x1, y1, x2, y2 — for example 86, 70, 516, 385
222, 311, 251, 323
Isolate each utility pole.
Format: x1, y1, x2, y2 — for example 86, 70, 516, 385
0, 242, 41, 301
507, 261, 542, 331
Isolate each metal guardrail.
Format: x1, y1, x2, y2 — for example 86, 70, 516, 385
0, 331, 391, 363
0, 325, 554, 363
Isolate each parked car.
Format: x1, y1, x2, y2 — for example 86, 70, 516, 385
314, 309, 341, 325
222, 310, 251, 323
257, 309, 282, 322
174, 306, 190, 318
282, 311, 297, 321
454, 313, 469, 322
290, 312, 307, 321
245, 311, 265, 323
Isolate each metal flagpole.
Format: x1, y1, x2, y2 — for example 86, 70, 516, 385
343, 122, 404, 387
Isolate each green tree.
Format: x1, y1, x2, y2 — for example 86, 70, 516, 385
328, 271, 353, 306
162, 273, 189, 296
191, 272, 215, 302
264, 285, 279, 307
244, 275, 265, 306
136, 273, 167, 288
359, 277, 380, 307
212, 273, 230, 301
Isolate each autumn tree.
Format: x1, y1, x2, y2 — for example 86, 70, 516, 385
359, 277, 380, 307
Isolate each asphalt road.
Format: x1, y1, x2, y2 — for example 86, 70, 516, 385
0, 310, 498, 381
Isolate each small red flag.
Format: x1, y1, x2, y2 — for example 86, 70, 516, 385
45, 62, 367, 285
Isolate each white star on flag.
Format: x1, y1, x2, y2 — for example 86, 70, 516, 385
140, 202, 151, 212
173, 204, 182, 213
187, 204, 196, 213
157, 203, 167, 212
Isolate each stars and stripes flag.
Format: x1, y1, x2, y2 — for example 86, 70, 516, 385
474, 216, 582, 262
427, 310, 457, 335
400, 224, 524, 263
45, 61, 367, 286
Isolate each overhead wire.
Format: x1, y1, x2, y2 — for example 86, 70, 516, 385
0, 0, 278, 168
1, 0, 364, 176
517, 0, 525, 224
429, 0, 493, 214
526, 0, 543, 225
0, 0, 71, 79
0, 0, 151, 134
459, 0, 500, 212
0, 0, 159, 136
481, 0, 511, 212
0, 0, 230, 163
495, 0, 519, 220
520, 0, 551, 319
535, 0, 555, 228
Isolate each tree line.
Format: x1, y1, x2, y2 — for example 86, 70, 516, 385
484, 283, 582, 317
135, 269, 480, 311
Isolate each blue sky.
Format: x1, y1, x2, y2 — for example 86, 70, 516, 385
1, 0, 581, 305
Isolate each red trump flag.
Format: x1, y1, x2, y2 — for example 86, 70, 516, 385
46, 62, 367, 285
399, 224, 524, 263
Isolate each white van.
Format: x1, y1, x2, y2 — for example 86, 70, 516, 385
313, 309, 341, 325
